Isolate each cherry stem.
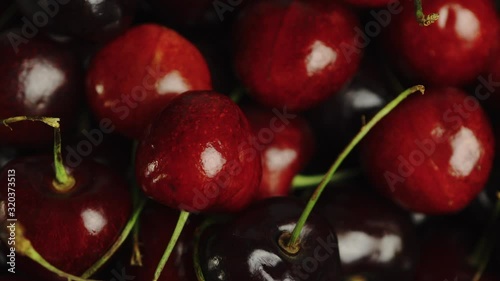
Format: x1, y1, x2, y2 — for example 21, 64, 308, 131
469, 192, 500, 281
284, 85, 425, 252
1, 116, 75, 192
80, 197, 147, 278
0, 2, 16, 30
130, 220, 143, 266
229, 88, 246, 103
414, 0, 439, 26
292, 169, 360, 189
153, 210, 191, 281
193, 218, 221, 281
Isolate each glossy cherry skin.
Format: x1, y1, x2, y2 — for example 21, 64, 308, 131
242, 106, 314, 199
15, 0, 137, 42
361, 87, 495, 214
384, 0, 499, 87
318, 185, 417, 280
199, 197, 342, 281
234, 0, 362, 111
0, 30, 83, 147
135, 91, 262, 212
305, 57, 393, 170
0, 156, 132, 278
128, 202, 197, 281
86, 24, 212, 139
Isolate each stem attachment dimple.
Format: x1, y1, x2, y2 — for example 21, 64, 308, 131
2, 116, 75, 192
153, 210, 191, 281
414, 0, 440, 26
286, 85, 425, 249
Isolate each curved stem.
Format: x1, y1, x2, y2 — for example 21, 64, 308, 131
0, 2, 16, 30
153, 210, 191, 281
193, 219, 220, 281
414, 0, 439, 26
292, 169, 360, 189
469, 192, 500, 281
285, 85, 425, 250
130, 221, 143, 266
1, 116, 75, 192
81, 197, 147, 278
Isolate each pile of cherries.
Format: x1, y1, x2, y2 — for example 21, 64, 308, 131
1, 0, 500, 280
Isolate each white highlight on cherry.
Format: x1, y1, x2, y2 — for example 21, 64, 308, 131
305, 40, 337, 76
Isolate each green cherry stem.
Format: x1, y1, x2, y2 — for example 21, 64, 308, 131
414, 0, 440, 26
469, 192, 500, 281
153, 210, 191, 281
283, 85, 425, 252
291, 169, 360, 189
1, 116, 75, 192
81, 197, 147, 279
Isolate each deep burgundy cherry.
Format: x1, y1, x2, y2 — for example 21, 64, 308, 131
0, 156, 132, 279
242, 105, 315, 199
361, 87, 495, 214
15, 0, 137, 42
318, 185, 417, 280
128, 202, 197, 281
0, 30, 83, 147
233, 0, 362, 111
135, 91, 262, 212
306, 57, 393, 169
198, 197, 342, 281
86, 24, 212, 139
414, 227, 497, 281
384, 0, 499, 87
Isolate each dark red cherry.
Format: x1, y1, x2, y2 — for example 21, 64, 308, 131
0, 156, 132, 279
135, 91, 262, 212
242, 105, 315, 199
128, 202, 197, 281
415, 226, 496, 281
361, 87, 495, 214
234, 0, 362, 111
86, 24, 212, 139
306, 57, 393, 169
198, 197, 342, 281
342, 0, 397, 8
384, 0, 499, 87
0, 30, 83, 147
318, 184, 417, 280
15, 0, 138, 42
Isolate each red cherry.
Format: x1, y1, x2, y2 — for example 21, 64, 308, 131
128, 202, 197, 281
384, 0, 499, 87
0, 156, 132, 278
361, 87, 495, 214
233, 0, 362, 111
242, 105, 315, 199
343, 0, 397, 8
0, 30, 83, 147
86, 24, 212, 139
135, 91, 262, 212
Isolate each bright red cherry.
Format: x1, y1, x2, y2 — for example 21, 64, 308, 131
86, 24, 212, 139
384, 0, 499, 87
243, 105, 315, 199
234, 0, 362, 111
135, 91, 262, 212
361, 87, 495, 214
0, 156, 132, 279
0, 30, 83, 147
